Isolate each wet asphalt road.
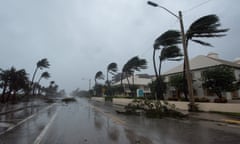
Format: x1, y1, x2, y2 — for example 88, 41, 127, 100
0, 98, 240, 144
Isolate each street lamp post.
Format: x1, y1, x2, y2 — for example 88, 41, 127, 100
147, 1, 195, 110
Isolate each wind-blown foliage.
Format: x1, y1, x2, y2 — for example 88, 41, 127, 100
106, 62, 118, 96
202, 65, 237, 98
31, 58, 50, 95
121, 56, 147, 96
0, 67, 29, 103
153, 30, 182, 100
95, 71, 104, 84
31, 58, 50, 85
186, 14, 229, 47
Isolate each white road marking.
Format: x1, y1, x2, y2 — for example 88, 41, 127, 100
33, 107, 60, 144
0, 104, 54, 135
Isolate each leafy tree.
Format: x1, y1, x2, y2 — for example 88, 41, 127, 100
202, 65, 237, 98
153, 30, 182, 100
169, 74, 187, 100
148, 77, 166, 99
121, 56, 147, 96
0, 67, 29, 103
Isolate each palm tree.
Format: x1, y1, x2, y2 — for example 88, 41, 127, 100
94, 71, 104, 96
95, 71, 104, 86
121, 56, 147, 96
31, 58, 50, 95
106, 63, 118, 96
37, 71, 50, 84
0, 67, 29, 103
36, 71, 50, 95
153, 30, 182, 99
184, 14, 229, 108
31, 58, 50, 86
0, 69, 10, 102
186, 14, 229, 47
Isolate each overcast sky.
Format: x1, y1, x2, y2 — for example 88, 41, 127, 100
0, 0, 239, 93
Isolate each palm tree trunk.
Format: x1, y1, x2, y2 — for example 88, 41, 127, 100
31, 67, 38, 86
158, 60, 164, 100
153, 50, 160, 100
126, 76, 131, 96
31, 67, 38, 95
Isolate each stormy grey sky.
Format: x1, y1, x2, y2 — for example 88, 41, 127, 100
0, 0, 239, 93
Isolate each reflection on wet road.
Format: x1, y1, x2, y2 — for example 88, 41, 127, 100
0, 98, 240, 144
41, 98, 240, 144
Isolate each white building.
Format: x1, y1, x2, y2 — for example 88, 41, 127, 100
113, 74, 153, 96
163, 53, 240, 100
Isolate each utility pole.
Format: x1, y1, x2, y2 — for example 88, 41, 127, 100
147, 1, 195, 111
178, 11, 195, 109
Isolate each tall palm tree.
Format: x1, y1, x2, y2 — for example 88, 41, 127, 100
31, 58, 50, 86
107, 63, 118, 84
153, 30, 182, 99
184, 14, 229, 107
121, 56, 147, 96
106, 63, 118, 96
94, 71, 104, 96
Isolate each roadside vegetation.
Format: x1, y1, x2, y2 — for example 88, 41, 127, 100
0, 58, 66, 104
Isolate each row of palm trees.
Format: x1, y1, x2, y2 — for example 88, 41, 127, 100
94, 56, 147, 97
93, 14, 228, 101
0, 58, 55, 103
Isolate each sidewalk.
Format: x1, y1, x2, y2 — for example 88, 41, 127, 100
185, 111, 240, 125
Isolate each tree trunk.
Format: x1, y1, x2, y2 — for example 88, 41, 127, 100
153, 50, 160, 100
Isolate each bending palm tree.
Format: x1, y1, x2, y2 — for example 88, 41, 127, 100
31, 58, 50, 86
153, 30, 182, 100
94, 71, 104, 96
106, 63, 118, 96
37, 71, 50, 95
121, 56, 147, 96
95, 71, 104, 85
37, 71, 50, 84
184, 14, 229, 108
186, 14, 229, 47
31, 58, 50, 95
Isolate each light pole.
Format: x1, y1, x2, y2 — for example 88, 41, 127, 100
147, 1, 195, 110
